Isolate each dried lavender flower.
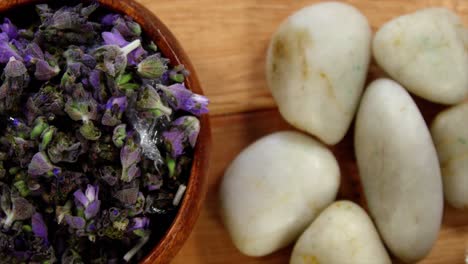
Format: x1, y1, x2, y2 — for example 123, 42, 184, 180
112, 124, 126, 148
137, 54, 168, 79
27, 152, 60, 177
32, 213, 48, 244
93, 39, 141, 77
0, 3, 208, 262
158, 83, 209, 116
0, 57, 30, 112
163, 116, 201, 158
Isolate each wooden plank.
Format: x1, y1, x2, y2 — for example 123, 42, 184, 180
131, 0, 468, 263
136, 0, 468, 116
172, 110, 468, 264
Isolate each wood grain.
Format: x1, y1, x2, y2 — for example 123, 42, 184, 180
0, 0, 467, 263
136, 0, 468, 116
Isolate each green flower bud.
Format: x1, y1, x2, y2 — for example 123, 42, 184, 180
133, 229, 146, 237
8, 166, 20, 176
137, 54, 168, 79
119, 83, 140, 92
22, 224, 32, 232
148, 41, 158, 52
80, 122, 101, 141
40, 126, 56, 151
14, 180, 30, 197
166, 157, 176, 178
116, 73, 133, 85
170, 73, 185, 83
112, 124, 126, 148
30, 117, 49, 140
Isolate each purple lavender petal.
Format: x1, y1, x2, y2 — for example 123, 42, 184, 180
81, 78, 89, 87
160, 71, 170, 84
129, 217, 149, 231
0, 32, 8, 42
85, 184, 98, 202
102, 30, 128, 47
0, 41, 22, 63
73, 189, 89, 207
101, 14, 121, 26
67, 62, 81, 76
11, 38, 28, 54
127, 46, 147, 66
126, 164, 140, 182
120, 145, 141, 168
103, 27, 145, 66
171, 116, 186, 127
163, 130, 185, 158
34, 59, 60, 81
65, 215, 85, 229
106, 96, 128, 112
172, 116, 201, 147
32, 213, 48, 244
161, 84, 209, 116
28, 152, 54, 176
0, 18, 18, 40
23, 43, 45, 65
89, 69, 101, 90
86, 222, 97, 232
81, 54, 96, 68
133, 46, 147, 60
84, 200, 100, 219
164, 83, 191, 108
185, 94, 209, 116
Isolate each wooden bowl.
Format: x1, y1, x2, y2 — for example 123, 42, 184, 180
0, 0, 211, 263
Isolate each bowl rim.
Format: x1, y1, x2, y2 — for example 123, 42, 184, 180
0, 0, 211, 263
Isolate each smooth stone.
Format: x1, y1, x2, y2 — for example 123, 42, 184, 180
431, 102, 468, 209
290, 201, 391, 264
266, 2, 371, 145
373, 8, 468, 104
220, 131, 340, 257
354, 79, 443, 263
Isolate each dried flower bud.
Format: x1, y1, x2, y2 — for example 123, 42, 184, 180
137, 54, 168, 79
28, 152, 60, 177
158, 83, 208, 116
112, 124, 126, 148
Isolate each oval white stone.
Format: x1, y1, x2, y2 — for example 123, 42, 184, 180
220, 131, 340, 257
373, 8, 468, 104
266, 2, 371, 145
290, 201, 391, 264
354, 79, 443, 263
431, 102, 468, 209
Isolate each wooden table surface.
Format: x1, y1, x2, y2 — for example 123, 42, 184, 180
135, 0, 468, 263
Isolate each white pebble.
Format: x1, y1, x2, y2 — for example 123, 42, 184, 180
220, 131, 340, 256
373, 8, 468, 104
266, 2, 371, 145
355, 79, 443, 263
431, 102, 468, 209
290, 201, 391, 264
